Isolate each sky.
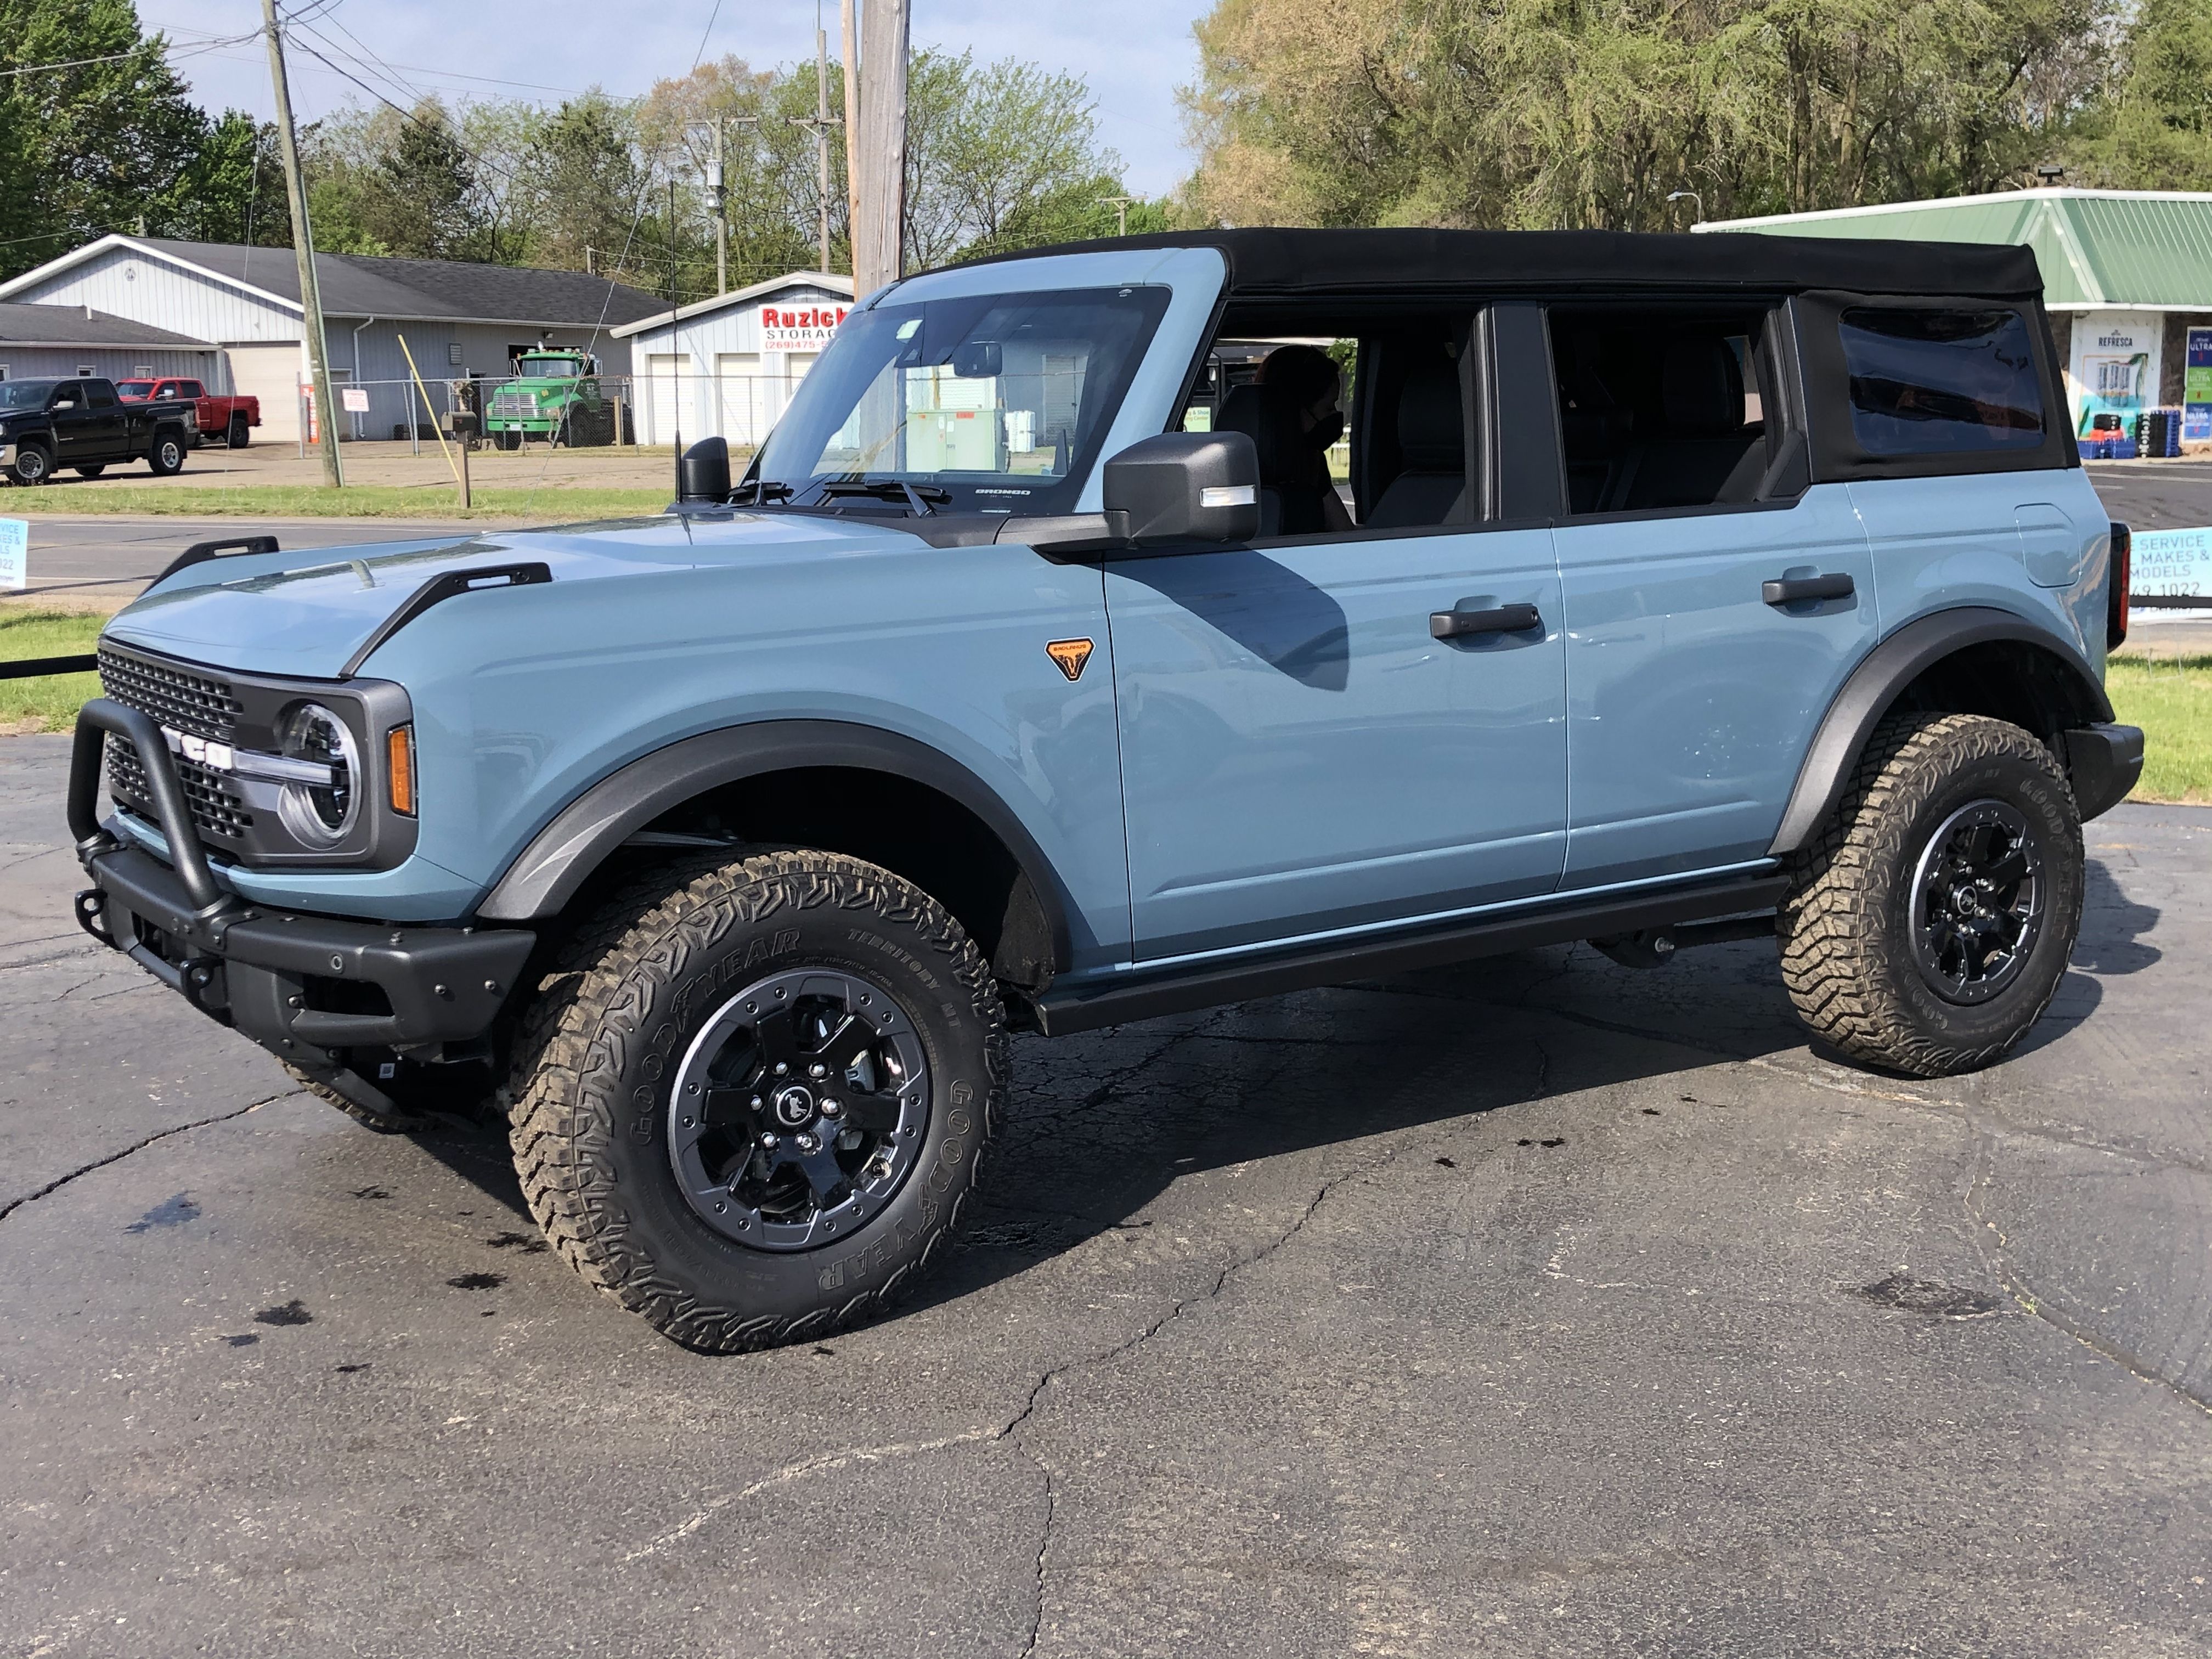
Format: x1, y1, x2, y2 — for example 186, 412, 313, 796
137, 0, 1214, 199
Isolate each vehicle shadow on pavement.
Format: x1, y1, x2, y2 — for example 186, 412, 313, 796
905, 940, 1818, 1314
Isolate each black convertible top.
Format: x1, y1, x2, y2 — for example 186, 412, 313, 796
961, 227, 2044, 301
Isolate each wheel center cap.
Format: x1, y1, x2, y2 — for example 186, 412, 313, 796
1951, 883, 1985, 917
771, 1084, 816, 1128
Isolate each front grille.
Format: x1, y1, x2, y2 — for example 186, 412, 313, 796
490, 391, 534, 417
98, 647, 240, 742
106, 738, 255, 841
98, 647, 253, 843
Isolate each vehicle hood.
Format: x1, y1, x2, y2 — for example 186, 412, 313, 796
102, 512, 922, 679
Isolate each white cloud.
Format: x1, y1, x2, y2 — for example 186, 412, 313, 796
142, 0, 1210, 198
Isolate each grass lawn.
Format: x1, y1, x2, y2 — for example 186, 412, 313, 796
2105, 653, 2212, 805
5, 484, 669, 520
0, 608, 102, 733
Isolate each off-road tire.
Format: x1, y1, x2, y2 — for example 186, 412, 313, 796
9, 444, 50, 486
284, 1058, 495, 1133
506, 849, 1007, 1352
227, 414, 250, 448
1778, 712, 2084, 1077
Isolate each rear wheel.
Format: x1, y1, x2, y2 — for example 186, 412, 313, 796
507, 849, 1006, 1351
1778, 712, 2084, 1077
146, 431, 186, 476
227, 414, 249, 448
9, 444, 50, 486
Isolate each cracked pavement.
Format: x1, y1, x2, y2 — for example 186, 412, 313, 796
2, 731, 2208, 1657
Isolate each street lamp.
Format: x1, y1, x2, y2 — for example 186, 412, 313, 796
1667, 189, 1703, 223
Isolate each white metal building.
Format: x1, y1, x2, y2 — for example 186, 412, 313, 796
0, 302, 218, 385
612, 272, 855, 449
0, 235, 663, 443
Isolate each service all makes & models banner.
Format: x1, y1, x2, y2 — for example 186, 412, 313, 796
759, 303, 849, 353
2069, 311, 2160, 437
2186, 326, 2212, 443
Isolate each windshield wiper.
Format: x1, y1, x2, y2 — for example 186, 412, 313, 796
730, 478, 793, 505
805, 479, 951, 517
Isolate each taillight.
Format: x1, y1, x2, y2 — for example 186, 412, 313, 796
386, 724, 416, 816
2107, 521, 2130, 652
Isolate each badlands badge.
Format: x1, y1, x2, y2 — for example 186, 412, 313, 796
1046, 639, 1093, 681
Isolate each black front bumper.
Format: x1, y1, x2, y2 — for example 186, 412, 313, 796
70, 697, 533, 1087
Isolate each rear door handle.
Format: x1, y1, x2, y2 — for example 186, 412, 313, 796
1762, 573, 1855, 606
1431, 602, 1543, 640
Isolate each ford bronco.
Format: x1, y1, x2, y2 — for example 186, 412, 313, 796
67, 229, 2141, 1350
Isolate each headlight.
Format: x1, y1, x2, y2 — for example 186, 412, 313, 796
275, 701, 360, 846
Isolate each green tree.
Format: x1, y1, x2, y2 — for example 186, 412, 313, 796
1181, 0, 2123, 233
2073, 0, 2212, 188
0, 0, 214, 276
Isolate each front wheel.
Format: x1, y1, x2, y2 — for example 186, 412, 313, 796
146, 431, 186, 476
1778, 712, 2084, 1077
9, 444, 50, 486
507, 849, 1007, 1351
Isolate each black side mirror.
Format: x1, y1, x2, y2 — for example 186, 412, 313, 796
679, 436, 731, 504
951, 341, 1002, 379
1102, 432, 1259, 546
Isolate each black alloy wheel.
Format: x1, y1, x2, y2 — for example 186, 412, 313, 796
1909, 799, 2045, 1005
668, 967, 931, 1250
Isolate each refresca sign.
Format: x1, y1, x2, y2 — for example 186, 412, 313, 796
758, 302, 849, 352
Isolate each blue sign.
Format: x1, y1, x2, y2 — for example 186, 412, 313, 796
0, 518, 25, 591
2132, 526, 2212, 602
2187, 327, 2212, 443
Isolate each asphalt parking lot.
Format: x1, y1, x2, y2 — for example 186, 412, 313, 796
3, 735, 2208, 1657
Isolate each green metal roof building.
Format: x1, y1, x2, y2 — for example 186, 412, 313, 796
1699, 190, 2212, 443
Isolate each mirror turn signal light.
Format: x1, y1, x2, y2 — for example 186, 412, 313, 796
387, 724, 416, 816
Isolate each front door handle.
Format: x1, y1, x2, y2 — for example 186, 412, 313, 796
1763, 573, 1854, 606
1431, 602, 1543, 640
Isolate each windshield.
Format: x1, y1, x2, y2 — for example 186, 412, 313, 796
753, 285, 1172, 515
0, 380, 59, 409
116, 380, 155, 398
518, 356, 582, 377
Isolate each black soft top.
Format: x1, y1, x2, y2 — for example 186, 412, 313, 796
962, 227, 2043, 301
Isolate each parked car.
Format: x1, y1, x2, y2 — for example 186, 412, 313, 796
116, 376, 259, 449
68, 228, 2140, 1350
0, 376, 195, 484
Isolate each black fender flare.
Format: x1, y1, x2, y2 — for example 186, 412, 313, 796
473, 720, 1075, 968
1768, 606, 2114, 856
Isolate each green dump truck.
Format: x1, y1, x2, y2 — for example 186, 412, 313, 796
484, 350, 617, 448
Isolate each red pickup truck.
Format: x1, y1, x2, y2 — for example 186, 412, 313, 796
116, 377, 258, 448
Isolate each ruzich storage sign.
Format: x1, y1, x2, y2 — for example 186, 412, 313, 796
759, 303, 848, 353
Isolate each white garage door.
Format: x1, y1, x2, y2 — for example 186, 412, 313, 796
646, 354, 691, 447
223, 342, 304, 443
714, 353, 769, 449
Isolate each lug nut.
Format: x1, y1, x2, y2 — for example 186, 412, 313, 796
795, 1132, 819, 1153
759, 1132, 778, 1149
773, 1062, 788, 1076
819, 1098, 842, 1119
809, 1063, 827, 1079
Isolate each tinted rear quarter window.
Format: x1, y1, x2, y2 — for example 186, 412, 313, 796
1839, 308, 2043, 455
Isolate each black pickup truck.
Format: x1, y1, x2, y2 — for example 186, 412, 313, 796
0, 376, 196, 486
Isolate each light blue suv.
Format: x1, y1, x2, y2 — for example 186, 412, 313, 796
69, 229, 2142, 1348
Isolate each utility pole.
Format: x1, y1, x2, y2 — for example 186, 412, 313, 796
261, 0, 343, 487
840, 0, 861, 259
788, 4, 842, 275
1097, 195, 1136, 237
708, 119, 727, 295
853, 0, 909, 295
668, 175, 681, 498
